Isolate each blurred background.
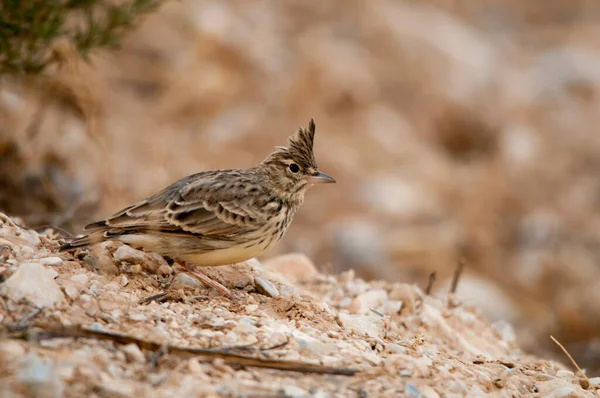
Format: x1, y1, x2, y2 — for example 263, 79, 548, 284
2, 0, 600, 373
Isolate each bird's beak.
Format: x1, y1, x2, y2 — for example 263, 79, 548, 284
308, 171, 336, 184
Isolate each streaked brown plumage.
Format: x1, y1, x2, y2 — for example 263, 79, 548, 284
60, 119, 334, 294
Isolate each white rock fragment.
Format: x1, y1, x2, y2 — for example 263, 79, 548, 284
70, 274, 89, 286
122, 343, 146, 364
348, 289, 388, 314
17, 353, 64, 398
172, 273, 203, 288
63, 285, 80, 300
544, 386, 580, 398
263, 253, 319, 282
104, 282, 121, 291
589, 377, 600, 389
380, 300, 403, 315
38, 256, 63, 266
338, 313, 384, 338
19, 230, 41, 247
245, 304, 258, 313
0, 340, 26, 359
1, 262, 64, 307
254, 277, 280, 298
129, 312, 147, 322
282, 385, 310, 397
114, 245, 147, 263
292, 331, 336, 355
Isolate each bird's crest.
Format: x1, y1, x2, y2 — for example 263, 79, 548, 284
279, 119, 316, 165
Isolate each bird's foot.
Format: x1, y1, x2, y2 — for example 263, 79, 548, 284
177, 261, 236, 300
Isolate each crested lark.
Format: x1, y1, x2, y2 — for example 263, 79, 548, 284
60, 119, 335, 297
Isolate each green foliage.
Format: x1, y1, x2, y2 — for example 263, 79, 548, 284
0, 0, 163, 74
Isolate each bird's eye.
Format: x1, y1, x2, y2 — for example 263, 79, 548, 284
289, 163, 300, 173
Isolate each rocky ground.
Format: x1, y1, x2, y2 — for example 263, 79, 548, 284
1, 214, 598, 397
4, 0, 600, 369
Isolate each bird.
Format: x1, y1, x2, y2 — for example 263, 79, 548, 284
59, 119, 335, 297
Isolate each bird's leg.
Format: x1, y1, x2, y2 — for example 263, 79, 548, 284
177, 260, 234, 299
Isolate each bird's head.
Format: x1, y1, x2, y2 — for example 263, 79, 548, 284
260, 119, 335, 201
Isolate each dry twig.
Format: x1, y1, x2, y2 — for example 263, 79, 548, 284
10, 324, 358, 376
425, 271, 437, 296
550, 335, 597, 396
449, 258, 465, 295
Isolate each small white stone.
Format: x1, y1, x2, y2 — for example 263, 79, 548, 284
64, 285, 80, 299
348, 289, 388, 314
254, 277, 280, 298
172, 273, 202, 288
589, 377, 600, 388
0, 340, 26, 359
338, 313, 384, 338
556, 370, 574, 379
119, 275, 129, 287
263, 253, 319, 282
245, 304, 258, 313
1, 262, 64, 307
114, 245, 146, 263
282, 385, 309, 397
292, 331, 336, 356
18, 245, 35, 259
104, 282, 120, 292
545, 386, 579, 398
38, 257, 63, 266
19, 231, 41, 247
129, 312, 147, 322
70, 274, 89, 286
17, 353, 64, 398
122, 343, 146, 364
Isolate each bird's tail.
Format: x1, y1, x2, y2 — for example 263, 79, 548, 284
59, 231, 107, 252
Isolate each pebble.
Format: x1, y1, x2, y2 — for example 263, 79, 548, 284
1, 262, 64, 307
70, 274, 89, 286
389, 284, 419, 313
282, 385, 310, 397
292, 331, 336, 355
589, 377, 600, 388
254, 277, 280, 298
172, 273, 203, 288
119, 274, 129, 287
0, 340, 26, 361
381, 300, 403, 315
19, 230, 41, 247
38, 256, 63, 266
64, 285, 80, 300
556, 370, 574, 379
114, 245, 147, 263
104, 282, 121, 291
337, 313, 384, 338
245, 304, 258, 313
348, 289, 388, 314
94, 253, 119, 275
406, 384, 422, 397
17, 353, 64, 398
122, 343, 146, 364
158, 263, 173, 275
420, 386, 441, 398
544, 386, 580, 398
263, 253, 319, 282
129, 312, 147, 321
85, 300, 99, 316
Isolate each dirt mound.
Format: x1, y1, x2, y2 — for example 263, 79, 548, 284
0, 214, 596, 397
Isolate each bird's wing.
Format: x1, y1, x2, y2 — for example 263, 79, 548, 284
84, 173, 273, 238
